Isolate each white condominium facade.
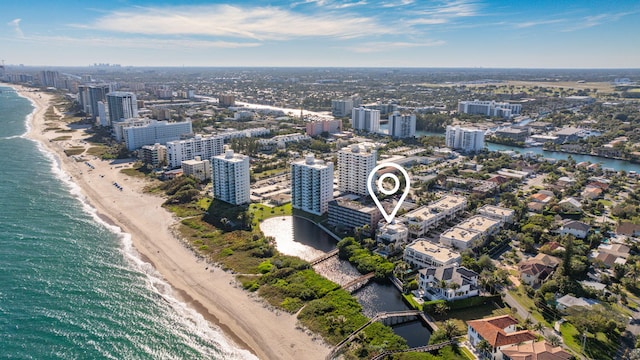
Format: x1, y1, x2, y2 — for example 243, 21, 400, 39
403, 195, 467, 238
338, 143, 377, 196
388, 111, 416, 138
212, 150, 250, 205
291, 154, 334, 215
445, 125, 485, 153
332, 99, 354, 117
351, 107, 381, 133
404, 239, 461, 269
457, 100, 522, 119
166, 135, 224, 168
122, 120, 193, 151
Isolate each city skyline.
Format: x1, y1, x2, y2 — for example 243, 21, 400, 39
2, 0, 640, 68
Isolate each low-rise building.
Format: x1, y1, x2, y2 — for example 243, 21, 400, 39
418, 265, 479, 301
140, 143, 166, 167
556, 294, 598, 312
477, 205, 515, 224
181, 156, 211, 181
328, 194, 382, 232
558, 197, 582, 213
440, 215, 502, 250
403, 239, 461, 268
376, 222, 409, 251
495, 127, 528, 142
403, 195, 467, 238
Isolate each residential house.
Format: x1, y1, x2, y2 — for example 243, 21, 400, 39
557, 176, 576, 188
518, 253, 560, 287
477, 205, 515, 224
559, 220, 591, 239
581, 185, 603, 200
617, 222, 640, 237
556, 294, 598, 312
592, 243, 630, 268
417, 265, 479, 301
500, 341, 573, 360
558, 197, 582, 213
467, 315, 537, 360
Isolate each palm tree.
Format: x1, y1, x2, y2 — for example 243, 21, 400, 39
476, 339, 492, 359
533, 322, 545, 333
547, 334, 562, 347
434, 302, 449, 316
443, 320, 459, 340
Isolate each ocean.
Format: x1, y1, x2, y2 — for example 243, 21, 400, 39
0, 86, 254, 359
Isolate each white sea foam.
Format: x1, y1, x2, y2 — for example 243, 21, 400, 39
23, 97, 256, 360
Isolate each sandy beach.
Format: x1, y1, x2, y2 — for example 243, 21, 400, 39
14, 84, 330, 360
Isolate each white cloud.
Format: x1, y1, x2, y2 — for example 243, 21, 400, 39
8, 18, 24, 38
408, 18, 449, 25
78, 4, 392, 41
349, 40, 445, 53
563, 11, 635, 32
8, 34, 261, 50
381, 0, 415, 8
514, 19, 565, 29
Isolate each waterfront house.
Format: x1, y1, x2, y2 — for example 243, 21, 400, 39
467, 315, 536, 360
417, 265, 479, 301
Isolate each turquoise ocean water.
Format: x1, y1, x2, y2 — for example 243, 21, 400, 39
0, 86, 254, 359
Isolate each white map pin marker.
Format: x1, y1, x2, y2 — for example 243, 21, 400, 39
367, 162, 411, 223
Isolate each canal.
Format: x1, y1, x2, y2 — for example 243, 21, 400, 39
261, 216, 431, 347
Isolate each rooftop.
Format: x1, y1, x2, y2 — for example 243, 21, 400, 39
406, 240, 461, 263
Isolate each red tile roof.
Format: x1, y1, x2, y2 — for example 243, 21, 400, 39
468, 315, 537, 348
500, 341, 574, 360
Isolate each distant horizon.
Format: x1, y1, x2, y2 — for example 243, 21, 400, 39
3, 65, 640, 71
2, 1, 640, 68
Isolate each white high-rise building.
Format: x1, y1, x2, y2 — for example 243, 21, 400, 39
291, 154, 334, 215
338, 143, 377, 196
445, 125, 485, 153
351, 107, 380, 133
107, 91, 138, 125
212, 150, 250, 205
166, 135, 224, 169
388, 112, 416, 138
122, 120, 193, 150
332, 99, 354, 117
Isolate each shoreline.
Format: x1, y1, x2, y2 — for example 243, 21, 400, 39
10, 84, 330, 360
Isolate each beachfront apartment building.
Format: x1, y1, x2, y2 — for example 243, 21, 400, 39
78, 84, 111, 121
376, 222, 410, 251
122, 120, 193, 151
403, 239, 461, 269
457, 100, 522, 119
445, 125, 485, 153
440, 215, 502, 250
107, 91, 138, 126
291, 154, 334, 216
182, 156, 212, 182
403, 195, 467, 238
140, 143, 167, 168
351, 107, 381, 133
166, 135, 224, 168
212, 150, 250, 205
337, 143, 377, 196
388, 112, 416, 138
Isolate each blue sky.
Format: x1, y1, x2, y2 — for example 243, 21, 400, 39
2, 0, 639, 68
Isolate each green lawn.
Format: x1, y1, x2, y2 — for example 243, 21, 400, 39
249, 203, 292, 225
252, 168, 287, 179
433, 301, 511, 335
560, 322, 619, 360
508, 287, 551, 326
